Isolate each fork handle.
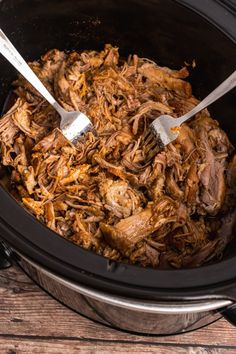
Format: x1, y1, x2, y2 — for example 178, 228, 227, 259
177, 70, 236, 124
0, 28, 65, 116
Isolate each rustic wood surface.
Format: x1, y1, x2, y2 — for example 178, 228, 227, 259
0, 264, 236, 353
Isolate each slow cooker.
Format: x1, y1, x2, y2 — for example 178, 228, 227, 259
0, 0, 236, 335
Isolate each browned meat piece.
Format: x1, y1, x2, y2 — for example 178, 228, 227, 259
104, 45, 119, 66
138, 63, 192, 97
33, 128, 69, 152
0, 44, 234, 269
45, 201, 56, 230
101, 197, 187, 257
0, 100, 20, 145
22, 197, 44, 216
20, 166, 37, 195
198, 130, 226, 215
184, 164, 199, 206
101, 207, 153, 255
71, 212, 102, 250
166, 169, 183, 200
15, 49, 66, 100
176, 124, 195, 155
99, 179, 143, 218
208, 127, 233, 153
60, 164, 90, 185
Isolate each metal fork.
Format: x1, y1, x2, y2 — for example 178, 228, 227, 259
146, 70, 236, 152
0, 29, 93, 145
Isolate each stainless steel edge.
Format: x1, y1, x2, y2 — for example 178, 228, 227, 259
17, 252, 233, 314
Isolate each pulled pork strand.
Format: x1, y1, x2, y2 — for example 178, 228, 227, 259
0, 44, 235, 269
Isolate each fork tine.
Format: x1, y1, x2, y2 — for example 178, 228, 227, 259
142, 130, 162, 160
145, 132, 155, 146
141, 129, 151, 142
150, 142, 161, 155
146, 137, 157, 151
146, 146, 160, 160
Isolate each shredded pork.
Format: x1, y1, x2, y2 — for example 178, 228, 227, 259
0, 44, 235, 268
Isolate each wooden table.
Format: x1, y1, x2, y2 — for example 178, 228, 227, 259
0, 264, 236, 353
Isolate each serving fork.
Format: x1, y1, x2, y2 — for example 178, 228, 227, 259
0, 28, 93, 145
145, 70, 236, 153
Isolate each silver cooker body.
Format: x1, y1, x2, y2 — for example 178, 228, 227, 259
16, 253, 233, 335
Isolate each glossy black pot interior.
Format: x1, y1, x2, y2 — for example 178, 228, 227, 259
0, 0, 236, 300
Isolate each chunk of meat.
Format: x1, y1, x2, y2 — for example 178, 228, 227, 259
33, 128, 69, 152
20, 166, 37, 195
45, 201, 56, 230
198, 131, 226, 215
60, 164, 90, 185
22, 198, 44, 216
101, 207, 153, 255
99, 179, 142, 218
0, 104, 19, 145
138, 63, 192, 97
101, 197, 187, 257
184, 164, 199, 206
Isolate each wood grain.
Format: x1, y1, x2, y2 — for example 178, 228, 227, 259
0, 264, 236, 353
2, 338, 236, 354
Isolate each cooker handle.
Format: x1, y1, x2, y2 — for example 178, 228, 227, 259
0, 240, 12, 269
222, 305, 236, 326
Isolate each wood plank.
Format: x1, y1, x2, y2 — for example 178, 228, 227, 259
0, 338, 235, 354
1, 264, 236, 349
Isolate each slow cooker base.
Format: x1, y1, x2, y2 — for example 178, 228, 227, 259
16, 256, 224, 335
0, 0, 236, 335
